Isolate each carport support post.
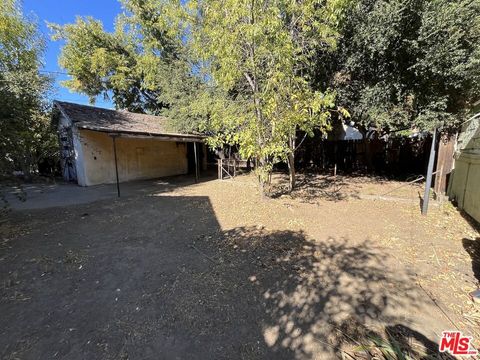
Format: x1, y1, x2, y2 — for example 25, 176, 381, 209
193, 141, 199, 183
422, 127, 437, 215
112, 135, 120, 197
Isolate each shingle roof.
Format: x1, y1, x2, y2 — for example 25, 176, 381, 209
54, 101, 204, 140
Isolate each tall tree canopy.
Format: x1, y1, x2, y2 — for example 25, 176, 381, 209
0, 0, 55, 178
183, 0, 349, 191
320, 0, 480, 136
50, 0, 207, 126
50, 16, 167, 114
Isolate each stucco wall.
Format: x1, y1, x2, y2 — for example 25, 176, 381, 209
449, 153, 480, 222
76, 129, 188, 186
448, 115, 480, 222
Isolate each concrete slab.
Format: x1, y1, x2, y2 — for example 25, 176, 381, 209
3, 174, 214, 211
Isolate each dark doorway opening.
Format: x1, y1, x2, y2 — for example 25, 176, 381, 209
186, 142, 204, 175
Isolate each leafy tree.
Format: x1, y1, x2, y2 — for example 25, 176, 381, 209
49, 0, 205, 121
120, 0, 213, 132
323, 0, 480, 137
50, 16, 163, 113
51, 0, 218, 135
413, 0, 480, 129
0, 0, 56, 179
183, 0, 349, 192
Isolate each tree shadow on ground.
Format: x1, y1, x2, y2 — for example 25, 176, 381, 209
0, 195, 448, 359
196, 227, 447, 358
267, 171, 400, 203
377, 324, 455, 359
463, 237, 480, 285
269, 173, 359, 202
460, 211, 480, 285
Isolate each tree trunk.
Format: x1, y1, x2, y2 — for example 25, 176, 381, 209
287, 152, 295, 192
18, 154, 33, 182
259, 176, 265, 199
258, 156, 267, 199
244, 72, 269, 198
287, 134, 296, 192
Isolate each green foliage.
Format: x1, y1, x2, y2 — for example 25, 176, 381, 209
0, 0, 56, 177
182, 0, 346, 183
50, 16, 161, 113
326, 0, 480, 133
49, 0, 204, 120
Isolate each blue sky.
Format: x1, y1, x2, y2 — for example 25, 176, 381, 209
23, 0, 123, 109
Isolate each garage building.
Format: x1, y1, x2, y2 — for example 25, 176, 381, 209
54, 101, 206, 187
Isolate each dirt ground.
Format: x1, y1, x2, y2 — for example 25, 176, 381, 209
1, 173, 479, 359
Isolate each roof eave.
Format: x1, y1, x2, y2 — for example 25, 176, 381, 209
76, 125, 206, 143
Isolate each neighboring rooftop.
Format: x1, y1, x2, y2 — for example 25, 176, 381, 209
54, 101, 204, 140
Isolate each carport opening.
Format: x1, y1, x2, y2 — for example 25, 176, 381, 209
187, 142, 202, 175
187, 143, 218, 175
106, 134, 208, 197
